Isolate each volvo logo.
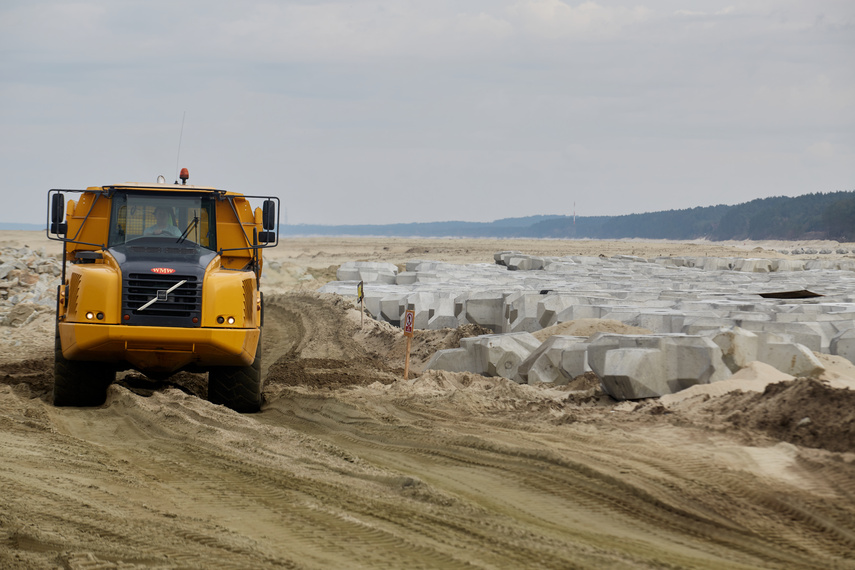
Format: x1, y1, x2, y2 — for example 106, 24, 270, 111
138, 279, 187, 311
151, 267, 176, 274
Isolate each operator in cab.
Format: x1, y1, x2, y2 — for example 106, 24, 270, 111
145, 207, 181, 237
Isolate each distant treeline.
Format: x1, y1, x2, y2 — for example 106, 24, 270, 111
281, 190, 855, 241
7, 192, 850, 241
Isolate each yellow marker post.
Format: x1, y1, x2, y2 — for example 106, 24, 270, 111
357, 281, 365, 328
403, 309, 415, 380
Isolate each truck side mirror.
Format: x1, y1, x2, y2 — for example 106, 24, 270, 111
51, 193, 67, 235
262, 200, 275, 231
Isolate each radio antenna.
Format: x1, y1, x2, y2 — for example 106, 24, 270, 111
175, 111, 186, 182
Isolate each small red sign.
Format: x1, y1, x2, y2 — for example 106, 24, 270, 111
403, 309, 415, 337
151, 267, 176, 274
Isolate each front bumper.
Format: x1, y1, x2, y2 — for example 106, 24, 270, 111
58, 322, 260, 373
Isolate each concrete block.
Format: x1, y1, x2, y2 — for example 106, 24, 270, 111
379, 293, 408, 326
611, 255, 647, 263
734, 259, 772, 273
462, 292, 507, 333
830, 328, 855, 364
335, 266, 361, 281
805, 260, 833, 270
362, 293, 384, 319
537, 295, 584, 328
426, 296, 459, 330
659, 336, 730, 386
337, 261, 398, 283
405, 259, 442, 271
560, 343, 591, 379
424, 348, 480, 374
507, 255, 545, 271
739, 321, 826, 352
701, 258, 736, 271
599, 308, 640, 326
553, 304, 604, 324
637, 311, 686, 334
396, 272, 418, 285
601, 348, 667, 399
463, 333, 541, 380
543, 260, 577, 273
516, 335, 588, 385
771, 259, 805, 272
757, 339, 825, 377
405, 292, 439, 329
587, 333, 663, 377
703, 327, 759, 373
504, 291, 543, 333
494, 251, 521, 266
591, 333, 730, 400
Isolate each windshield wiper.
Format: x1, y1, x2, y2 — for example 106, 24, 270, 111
177, 216, 199, 244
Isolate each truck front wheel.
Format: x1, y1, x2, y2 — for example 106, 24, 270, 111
208, 331, 263, 413
53, 328, 115, 407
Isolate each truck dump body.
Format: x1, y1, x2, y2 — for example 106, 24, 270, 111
48, 175, 279, 412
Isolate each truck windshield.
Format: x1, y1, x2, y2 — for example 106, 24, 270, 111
109, 192, 217, 251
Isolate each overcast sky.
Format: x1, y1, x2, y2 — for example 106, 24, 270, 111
2, 1, 853, 226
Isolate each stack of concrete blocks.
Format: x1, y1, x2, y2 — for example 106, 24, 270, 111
424, 332, 541, 380
319, 251, 855, 380
584, 333, 732, 399
425, 323, 827, 399
701, 326, 822, 377
336, 261, 399, 284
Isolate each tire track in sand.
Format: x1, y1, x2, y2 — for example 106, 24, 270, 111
263, 390, 855, 569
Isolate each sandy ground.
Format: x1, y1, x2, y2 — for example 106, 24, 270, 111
1, 231, 855, 569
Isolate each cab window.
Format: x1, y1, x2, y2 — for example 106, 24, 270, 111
109, 193, 217, 251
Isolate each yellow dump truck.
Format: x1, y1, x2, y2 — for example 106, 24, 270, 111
47, 169, 278, 412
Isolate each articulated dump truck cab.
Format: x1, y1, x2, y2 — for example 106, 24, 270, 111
47, 171, 279, 412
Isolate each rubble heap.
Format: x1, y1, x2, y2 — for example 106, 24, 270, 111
0, 247, 62, 327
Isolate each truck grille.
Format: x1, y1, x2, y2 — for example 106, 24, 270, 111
123, 273, 201, 326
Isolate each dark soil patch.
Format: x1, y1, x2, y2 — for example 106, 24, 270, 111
0, 358, 54, 401
266, 355, 399, 389
116, 371, 209, 399
700, 378, 855, 453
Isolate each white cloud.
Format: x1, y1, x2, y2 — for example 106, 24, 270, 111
674, 6, 736, 18
507, 0, 650, 40
805, 141, 836, 160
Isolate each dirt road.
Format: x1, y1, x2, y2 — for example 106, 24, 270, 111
2, 291, 855, 569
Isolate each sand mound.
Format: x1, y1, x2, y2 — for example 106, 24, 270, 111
661, 361, 795, 406
263, 293, 492, 391
815, 353, 855, 390
696, 378, 855, 454
533, 318, 652, 341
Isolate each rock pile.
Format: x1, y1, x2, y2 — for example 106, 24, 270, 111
0, 247, 62, 327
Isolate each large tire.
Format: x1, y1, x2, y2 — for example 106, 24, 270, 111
208, 330, 263, 413
53, 328, 115, 407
